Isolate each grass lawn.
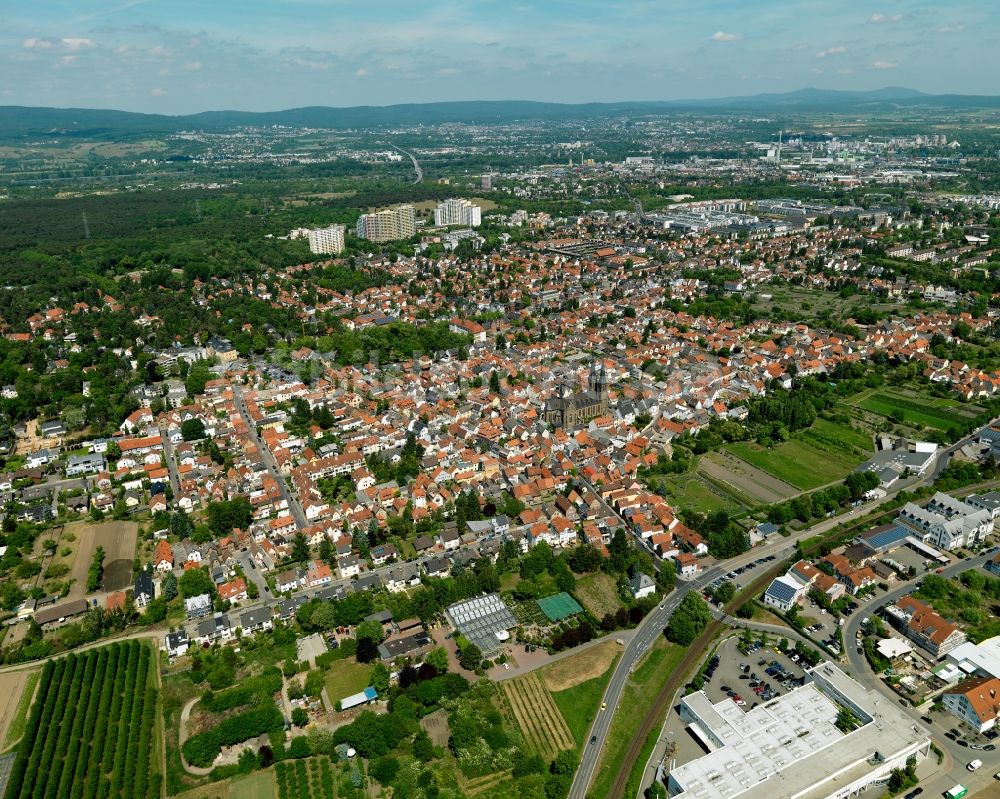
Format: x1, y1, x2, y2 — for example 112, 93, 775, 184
230, 770, 275, 799
2, 669, 39, 750
172, 782, 231, 799
324, 658, 372, 703
857, 392, 966, 431
500, 572, 520, 592
725, 438, 858, 491
662, 472, 746, 513
574, 572, 622, 619
550, 659, 618, 748
398, 539, 417, 559
589, 639, 687, 799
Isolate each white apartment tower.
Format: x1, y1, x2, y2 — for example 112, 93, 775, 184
307, 224, 346, 255
355, 205, 416, 243
434, 198, 482, 228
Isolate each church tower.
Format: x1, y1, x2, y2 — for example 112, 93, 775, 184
589, 360, 607, 399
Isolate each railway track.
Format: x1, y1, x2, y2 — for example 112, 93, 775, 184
604, 564, 784, 799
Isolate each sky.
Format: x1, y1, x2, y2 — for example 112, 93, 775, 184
1, 0, 998, 114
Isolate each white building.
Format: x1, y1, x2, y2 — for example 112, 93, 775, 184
896, 491, 992, 550
308, 224, 346, 255
942, 676, 1000, 733
762, 574, 807, 612
946, 636, 1000, 681
668, 662, 930, 799
434, 198, 481, 228
356, 205, 416, 242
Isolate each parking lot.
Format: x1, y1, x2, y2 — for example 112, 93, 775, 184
703, 553, 780, 603
701, 636, 808, 712
917, 706, 999, 753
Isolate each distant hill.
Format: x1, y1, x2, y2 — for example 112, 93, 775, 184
1, 88, 998, 140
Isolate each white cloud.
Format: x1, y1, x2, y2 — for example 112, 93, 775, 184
355, 67, 368, 77
22, 38, 54, 49
150, 87, 165, 96
184, 61, 203, 71
436, 67, 458, 76
872, 60, 898, 69
61, 37, 96, 50
837, 68, 855, 75
869, 13, 902, 23
711, 31, 741, 42
938, 24, 965, 33
816, 46, 847, 58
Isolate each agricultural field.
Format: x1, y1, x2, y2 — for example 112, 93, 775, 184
700, 450, 798, 505
574, 572, 623, 619
659, 472, 747, 514
57, 520, 138, 601
275, 758, 334, 799
544, 642, 620, 747
0, 670, 39, 750
725, 439, 856, 491
6, 640, 159, 799
324, 659, 372, 706
853, 387, 984, 432
173, 782, 231, 799
501, 672, 574, 759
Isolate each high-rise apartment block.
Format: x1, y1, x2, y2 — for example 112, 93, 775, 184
434, 198, 482, 228
307, 224, 346, 255
355, 205, 416, 242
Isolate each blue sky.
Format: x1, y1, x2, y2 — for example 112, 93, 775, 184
2, 0, 997, 113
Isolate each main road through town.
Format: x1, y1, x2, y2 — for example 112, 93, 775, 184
567, 420, 993, 799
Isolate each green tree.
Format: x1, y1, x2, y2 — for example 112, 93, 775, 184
291, 707, 309, 727
181, 418, 206, 441
291, 531, 311, 563
179, 567, 215, 598
459, 642, 482, 671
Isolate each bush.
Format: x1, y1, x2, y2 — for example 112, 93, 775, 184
182, 705, 284, 767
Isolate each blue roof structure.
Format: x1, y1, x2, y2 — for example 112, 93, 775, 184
765, 577, 800, 604
862, 524, 911, 552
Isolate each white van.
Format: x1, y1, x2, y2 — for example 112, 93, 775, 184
968, 759, 982, 771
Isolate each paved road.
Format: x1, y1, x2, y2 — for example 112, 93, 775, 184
391, 145, 422, 184
567, 421, 995, 799
237, 550, 272, 601
568, 565, 723, 799
841, 550, 998, 797
158, 426, 182, 496
232, 384, 308, 530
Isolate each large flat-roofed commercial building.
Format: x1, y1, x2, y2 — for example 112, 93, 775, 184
308, 224, 346, 255
356, 205, 416, 242
668, 662, 929, 799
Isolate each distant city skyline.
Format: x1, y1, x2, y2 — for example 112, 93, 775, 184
2, 0, 997, 114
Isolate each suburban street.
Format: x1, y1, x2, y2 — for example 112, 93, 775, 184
232, 383, 308, 530
841, 550, 998, 798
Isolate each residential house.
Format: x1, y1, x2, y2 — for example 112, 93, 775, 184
889, 595, 968, 659
629, 572, 657, 599
942, 676, 1000, 733
134, 570, 154, 609
165, 630, 190, 658
184, 593, 212, 619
